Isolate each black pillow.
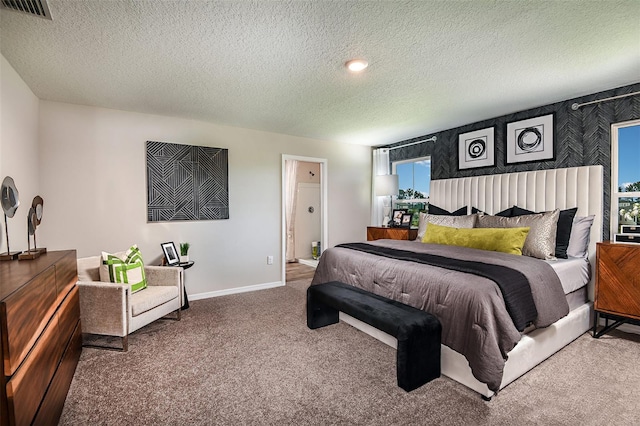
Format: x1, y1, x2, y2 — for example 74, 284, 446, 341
495, 206, 515, 217
470, 206, 512, 216
555, 208, 578, 258
512, 206, 578, 258
511, 206, 535, 216
428, 204, 468, 216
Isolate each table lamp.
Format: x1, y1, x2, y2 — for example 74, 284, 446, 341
375, 174, 399, 227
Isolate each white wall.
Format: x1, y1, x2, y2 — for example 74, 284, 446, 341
37, 101, 372, 296
0, 55, 40, 254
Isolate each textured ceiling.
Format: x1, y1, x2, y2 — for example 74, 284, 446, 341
1, 1, 639, 146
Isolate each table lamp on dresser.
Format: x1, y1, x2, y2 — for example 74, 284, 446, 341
375, 174, 399, 227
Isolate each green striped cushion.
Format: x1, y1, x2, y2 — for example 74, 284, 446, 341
101, 245, 147, 293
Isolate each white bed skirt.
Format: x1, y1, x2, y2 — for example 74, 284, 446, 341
339, 302, 592, 398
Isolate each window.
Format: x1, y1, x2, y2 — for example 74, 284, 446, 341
392, 157, 430, 226
611, 119, 640, 236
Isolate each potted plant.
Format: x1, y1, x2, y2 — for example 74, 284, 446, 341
179, 242, 190, 263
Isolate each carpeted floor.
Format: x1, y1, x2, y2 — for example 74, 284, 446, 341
60, 278, 640, 425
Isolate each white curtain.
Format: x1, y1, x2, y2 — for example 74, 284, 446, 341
285, 160, 298, 262
371, 148, 391, 226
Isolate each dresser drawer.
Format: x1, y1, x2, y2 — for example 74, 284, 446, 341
33, 322, 82, 425
0, 250, 80, 426
1, 266, 57, 376
58, 286, 80, 342
55, 252, 79, 305
6, 311, 65, 426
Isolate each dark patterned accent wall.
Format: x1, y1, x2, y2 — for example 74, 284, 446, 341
146, 141, 229, 221
385, 83, 640, 240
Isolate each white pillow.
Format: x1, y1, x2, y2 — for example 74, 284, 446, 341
415, 213, 477, 240
566, 215, 595, 258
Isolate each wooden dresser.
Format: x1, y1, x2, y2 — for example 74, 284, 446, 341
593, 241, 640, 337
0, 250, 82, 426
367, 226, 418, 241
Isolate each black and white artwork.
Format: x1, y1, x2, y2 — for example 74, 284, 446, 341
506, 114, 554, 164
458, 127, 495, 170
161, 241, 179, 265
147, 141, 229, 221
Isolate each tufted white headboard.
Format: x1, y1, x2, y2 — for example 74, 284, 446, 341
430, 165, 603, 298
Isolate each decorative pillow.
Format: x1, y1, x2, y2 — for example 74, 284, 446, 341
566, 215, 595, 258
496, 206, 515, 217
100, 245, 148, 293
99, 249, 127, 281
512, 206, 578, 259
476, 209, 560, 260
416, 212, 477, 240
470, 206, 512, 216
422, 223, 530, 255
511, 206, 535, 216
427, 204, 468, 216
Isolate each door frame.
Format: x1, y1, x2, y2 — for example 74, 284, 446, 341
281, 155, 328, 283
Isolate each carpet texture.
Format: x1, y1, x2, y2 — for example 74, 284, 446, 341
60, 278, 640, 425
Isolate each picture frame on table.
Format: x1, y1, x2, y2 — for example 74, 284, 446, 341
391, 209, 407, 227
400, 213, 413, 228
506, 113, 555, 164
161, 241, 180, 266
458, 126, 495, 170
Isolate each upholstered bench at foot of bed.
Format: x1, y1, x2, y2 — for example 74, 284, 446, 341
307, 281, 442, 392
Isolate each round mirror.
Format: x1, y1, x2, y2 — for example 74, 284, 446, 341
1, 176, 20, 218
28, 207, 37, 236
32, 195, 44, 225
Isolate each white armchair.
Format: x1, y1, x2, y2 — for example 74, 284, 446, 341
77, 256, 183, 351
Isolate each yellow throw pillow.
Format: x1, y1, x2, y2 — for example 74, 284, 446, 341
422, 223, 530, 255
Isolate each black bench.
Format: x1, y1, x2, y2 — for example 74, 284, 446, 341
307, 281, 441, 392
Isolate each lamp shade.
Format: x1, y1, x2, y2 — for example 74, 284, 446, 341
375, 174, 399, 197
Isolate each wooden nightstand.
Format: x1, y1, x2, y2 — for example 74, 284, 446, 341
367, 226, 418, 241
593, 241, 640, 337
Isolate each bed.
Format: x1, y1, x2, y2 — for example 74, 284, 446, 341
311, 165, 603, 398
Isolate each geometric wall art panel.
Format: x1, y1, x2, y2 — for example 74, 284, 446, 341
146, 141, 229, 221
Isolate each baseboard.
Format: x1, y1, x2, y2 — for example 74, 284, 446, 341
617, 324, 640, 335
597, 318, 640, 335
189, 281, 284, 301
298, 258, 319, 268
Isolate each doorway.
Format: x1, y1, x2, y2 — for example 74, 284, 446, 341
282, 155, 328, 284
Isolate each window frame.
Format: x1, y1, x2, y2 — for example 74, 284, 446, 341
391, 156, 431, 205
611, 118, 640, 237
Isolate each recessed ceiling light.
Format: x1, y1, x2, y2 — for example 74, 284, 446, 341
345, 59, 368, 73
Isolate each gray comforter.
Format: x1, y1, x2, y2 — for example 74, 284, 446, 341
311, 240, 569, 392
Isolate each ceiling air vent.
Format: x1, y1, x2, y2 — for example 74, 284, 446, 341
1, 0, 52, 20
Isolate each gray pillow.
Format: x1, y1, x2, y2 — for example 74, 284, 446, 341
476, 209, 560, 260
416, 213, 477, 241
566, 215, 595, 258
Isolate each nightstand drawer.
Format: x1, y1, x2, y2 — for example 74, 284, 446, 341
595, 241, 640, 320
367, 227, 418, 241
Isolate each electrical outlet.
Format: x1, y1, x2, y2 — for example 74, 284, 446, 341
267, 255, 273, 265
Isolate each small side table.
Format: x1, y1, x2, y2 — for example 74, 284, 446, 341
162, 261, 194, 309
177, 261, 194, 309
